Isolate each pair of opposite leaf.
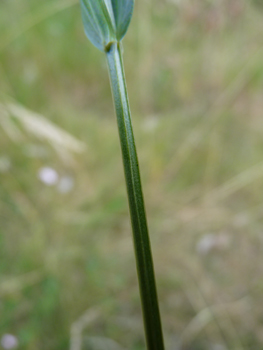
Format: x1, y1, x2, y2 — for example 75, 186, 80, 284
80, 0, 134, 51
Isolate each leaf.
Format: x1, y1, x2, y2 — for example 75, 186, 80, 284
80, 0, 115, 50
80, 0, 134, 51
111, 0, 134, 41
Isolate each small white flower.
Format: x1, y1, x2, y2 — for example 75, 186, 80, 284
196, 234, 215, 255
196, 233, 230, 255
57, 176, 74, 193
1, 334, 18, 349
38, 167, 58, 186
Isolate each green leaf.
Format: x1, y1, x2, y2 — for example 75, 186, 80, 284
80, 0, 134, 51
111, 0, 134, 41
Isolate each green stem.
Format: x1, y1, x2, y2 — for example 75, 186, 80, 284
106, 42, 165, 350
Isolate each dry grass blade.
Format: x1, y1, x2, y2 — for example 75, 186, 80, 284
70, 307, 101, 350
0, 101, 85, 155
0, 270, 44, 297
180, 297, 251, 349
206, 161, 263, 202
0, 104, 23, 141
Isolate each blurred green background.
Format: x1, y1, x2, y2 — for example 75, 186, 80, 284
1, 0, 263, 349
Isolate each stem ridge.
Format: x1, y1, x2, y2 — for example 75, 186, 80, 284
106, 42, 165, 350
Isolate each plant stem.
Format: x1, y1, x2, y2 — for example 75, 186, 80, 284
106, 42, 165, 350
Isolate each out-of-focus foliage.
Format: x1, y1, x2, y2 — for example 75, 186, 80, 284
1, 0, 263, 349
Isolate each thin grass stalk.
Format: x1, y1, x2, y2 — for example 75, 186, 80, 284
106, 41, 165, 350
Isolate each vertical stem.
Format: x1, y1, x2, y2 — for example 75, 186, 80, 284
106, 42, 165, 350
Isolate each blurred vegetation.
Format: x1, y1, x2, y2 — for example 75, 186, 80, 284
1, 0, 263, 349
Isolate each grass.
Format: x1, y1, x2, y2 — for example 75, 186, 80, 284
1, 0, 263, 349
